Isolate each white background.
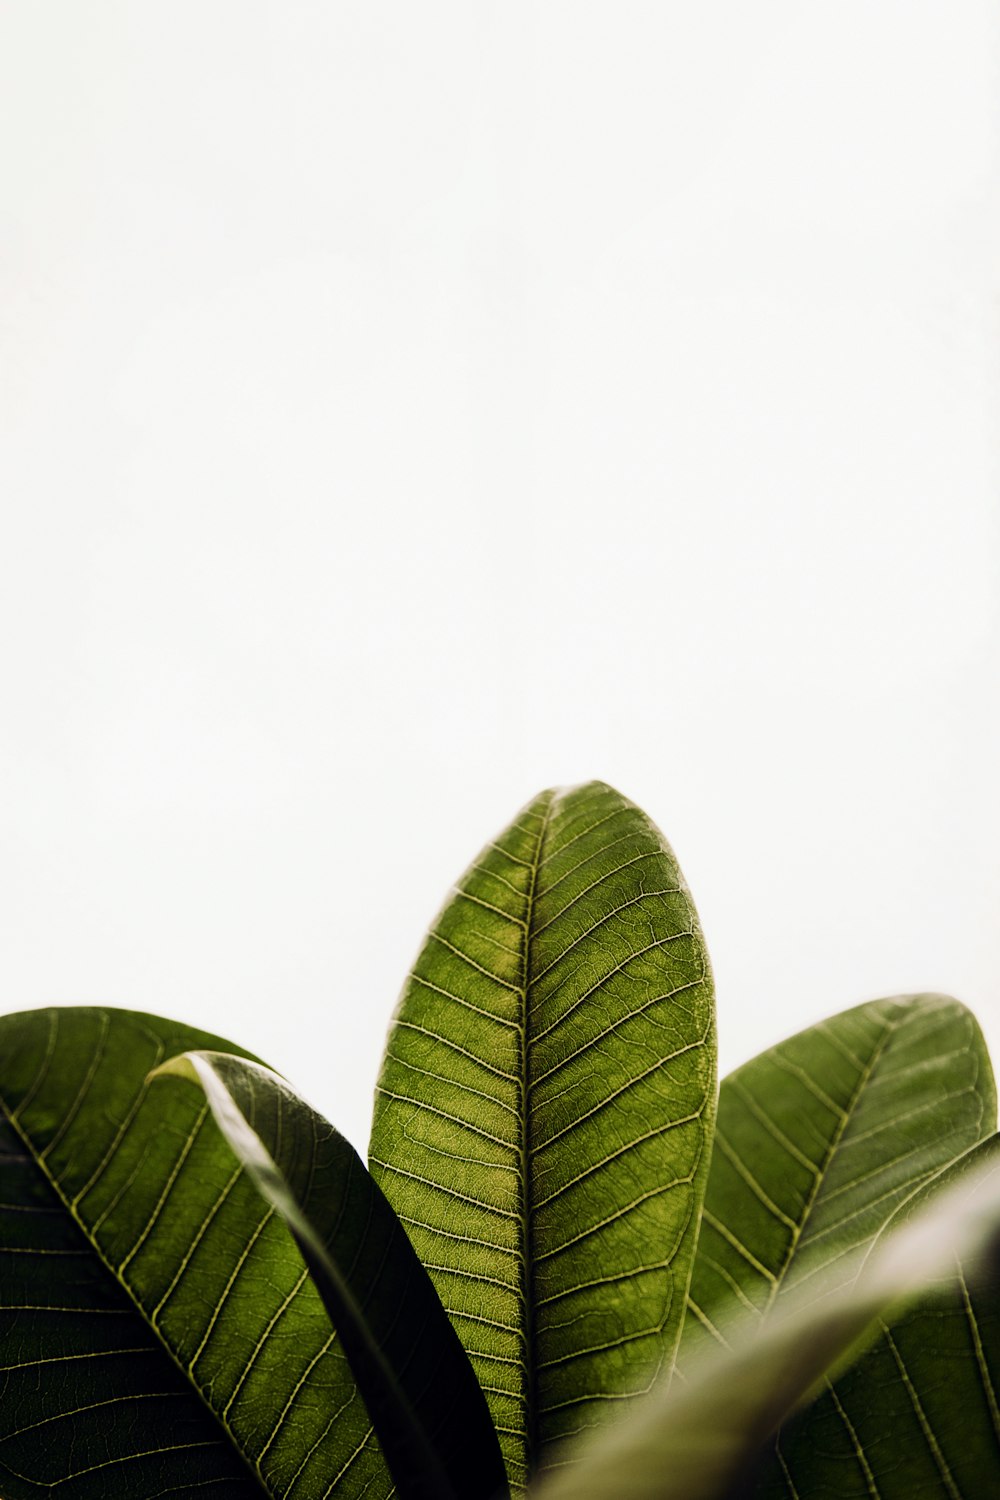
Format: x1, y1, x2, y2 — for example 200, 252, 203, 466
1, 3, 997, 1151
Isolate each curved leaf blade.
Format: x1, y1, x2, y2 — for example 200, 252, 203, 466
532, 1134, 1000, 1500
369, 781, 717, 1486
754, 1065, 1000, 1495
0, 1007, 390, 1499
682, 995, 996, 1365
760, 1263, 1000, 1499
0, 1098, 260, 1499
154, 1050, 508, 1500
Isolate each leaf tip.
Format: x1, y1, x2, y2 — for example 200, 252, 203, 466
146, 1052, 200, 1088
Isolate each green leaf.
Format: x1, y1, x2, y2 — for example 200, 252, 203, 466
154, 1049, 508, 1500
679, 994, 999, 1498
530, 1133, 1000, 1500
0, 1006, 390, 1498
757, 1242, 1000, 1499
368, 781, 717, 1488
681, 995, 996, 1366
753, 1104, 1000, 1492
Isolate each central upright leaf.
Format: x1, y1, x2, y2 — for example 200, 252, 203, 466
368, 781, 717, 1488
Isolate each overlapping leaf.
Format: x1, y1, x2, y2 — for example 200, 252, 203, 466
532, 1134, 1000, 1500
154, 1049, 508, 1500
760, 1255, 1000, 1498
679, 993, 999, 1497
681, 995, 995, 1364
0, 1007, 389, 1498
369, 781, 717, 1487
744, 1021, 1000, 1497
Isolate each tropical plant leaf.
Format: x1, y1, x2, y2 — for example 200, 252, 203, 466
531, 1134, 1000, 1500
0, 1006, 389, 1499
758, 1254, 1000, 1499
154, 1049, 508, 1500
368, 780, 717, 1488
754, 1089, 1000, 1494
680, 994, 998, 1497
681, 995, 995, 1367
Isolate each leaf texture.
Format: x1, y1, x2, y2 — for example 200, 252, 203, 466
760, 1265, 1000, 1499
682, 995, 996, 1366
368, 781, 717, 1487
0, 1102, 256, 1499
754, 1070, 1000, 1496
155, 1050, 508, 1500
0, 1007, 391, 1499
531, 1134, 1000, 1500
679, 993, 999, 1497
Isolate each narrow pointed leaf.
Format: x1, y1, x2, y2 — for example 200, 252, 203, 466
368, 781, 717, 1487
532, 1134, 1000, 1500
681, 995, 995, 1366
0, 1007, 390, 1498
154, 1050, 508, 1500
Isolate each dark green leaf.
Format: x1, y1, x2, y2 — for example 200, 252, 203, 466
758, 1255, 1000, 1499
682, 995, 995, 1366
0, 1007, 388, 1498
755, 1101, 1000, 1495
531, 1135, 1000, 1500
368, 781, 717, 1487
154, 1049, 508, 1500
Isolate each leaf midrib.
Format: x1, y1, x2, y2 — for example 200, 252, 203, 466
520, 788, 557, 1478
763, 1012, 897, 1313
0, 1073, 273, 1499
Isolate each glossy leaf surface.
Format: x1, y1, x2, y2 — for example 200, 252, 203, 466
369, 781, 717, 1487
0, 1007, 389, 1498
155, 1049, 508, 1500
682, 995, 995, 1364
533, 1135, 1000, 1500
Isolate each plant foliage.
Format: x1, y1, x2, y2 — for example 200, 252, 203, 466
1, 781, 997, 1499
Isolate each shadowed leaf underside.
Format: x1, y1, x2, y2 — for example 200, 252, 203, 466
760, 1262, 1000, 1500
0, 1008, 391, 1499
154, 1050, 508, 1500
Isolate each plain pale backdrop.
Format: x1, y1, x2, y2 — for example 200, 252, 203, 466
1, 2, 998, 1151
